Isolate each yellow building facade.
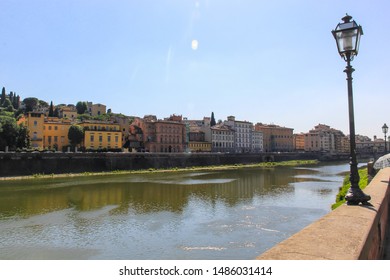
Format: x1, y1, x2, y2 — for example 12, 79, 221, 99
18, 112, 45, 150
188, 142, 212, 152
43, 117, 72, 151
80, 121, 122, 150
19, 114, 123, 151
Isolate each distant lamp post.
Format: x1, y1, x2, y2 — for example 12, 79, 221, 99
382, 123, 388, 153
332, 14, 370, 205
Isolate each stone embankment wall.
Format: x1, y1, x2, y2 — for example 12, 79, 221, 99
0, 152, 319, 177
257, 167, 390, 260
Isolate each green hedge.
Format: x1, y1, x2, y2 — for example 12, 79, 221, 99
331, 168, 368, 210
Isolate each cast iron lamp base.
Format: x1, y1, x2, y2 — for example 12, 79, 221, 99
345, 187, 371, 205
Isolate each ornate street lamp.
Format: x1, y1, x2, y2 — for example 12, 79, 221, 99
332, 14, 371, 205
382, 123, 388, 153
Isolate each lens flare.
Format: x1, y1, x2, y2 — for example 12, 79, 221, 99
191, 39, 199, 50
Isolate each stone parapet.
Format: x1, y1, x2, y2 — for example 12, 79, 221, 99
0, 152, 318, 177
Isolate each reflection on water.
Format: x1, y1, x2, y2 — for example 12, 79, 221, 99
0, 163, 349, 259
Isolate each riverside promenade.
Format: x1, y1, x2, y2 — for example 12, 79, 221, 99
258, 167, 390, 260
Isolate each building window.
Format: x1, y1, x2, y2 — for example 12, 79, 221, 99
99, 135, 103, 142
34, 121, 38, 127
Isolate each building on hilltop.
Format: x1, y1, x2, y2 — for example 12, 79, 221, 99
58, 105, 78, 120
87, 102, 107, 117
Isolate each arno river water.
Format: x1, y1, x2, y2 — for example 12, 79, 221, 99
0, 162, 350, 260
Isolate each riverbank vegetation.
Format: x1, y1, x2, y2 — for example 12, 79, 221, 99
0, 159, 318, 181
331, 167, 368, 210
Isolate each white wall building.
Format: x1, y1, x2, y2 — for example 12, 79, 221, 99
252, 130, 263, 153
211, 124, 235, 153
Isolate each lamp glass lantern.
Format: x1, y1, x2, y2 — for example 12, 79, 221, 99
382, 123, 388, 135
332, 15, 363, 60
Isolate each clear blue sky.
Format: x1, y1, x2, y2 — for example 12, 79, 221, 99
1, 0, 389, 138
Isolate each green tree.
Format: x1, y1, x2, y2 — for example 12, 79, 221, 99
2, 98, 14, 112
68, 125, 84, 147
210, 112, 216, 127
1, 87, 6, 105
54, 107, 60, 118
49, 101, 54, 117
23, 97, 39, 112
13, 94, 20, 109
39, 100, 49, 108
0, 115, 18, 150
76, 101, 88, 114
16, 124, 30, 149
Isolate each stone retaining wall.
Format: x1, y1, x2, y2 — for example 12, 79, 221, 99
0, 152, 318, 177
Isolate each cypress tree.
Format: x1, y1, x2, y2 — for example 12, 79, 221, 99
1, 87, 6, 105
49, 101, 54, 117
210, 112, 216, 127
13, 95, 20, 109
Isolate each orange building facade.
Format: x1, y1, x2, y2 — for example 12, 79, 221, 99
255, 123, 294, 152
43, 117, 72, 151
18, 112, 45, 150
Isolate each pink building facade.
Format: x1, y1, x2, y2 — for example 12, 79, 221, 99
138, 115, 187, 153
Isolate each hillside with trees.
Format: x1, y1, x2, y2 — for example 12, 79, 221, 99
0, 87, 30, 150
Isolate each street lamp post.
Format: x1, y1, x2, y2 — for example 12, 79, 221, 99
388, 136, 390, 153
382, 123, 388, 154
332, 14, 371, 205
